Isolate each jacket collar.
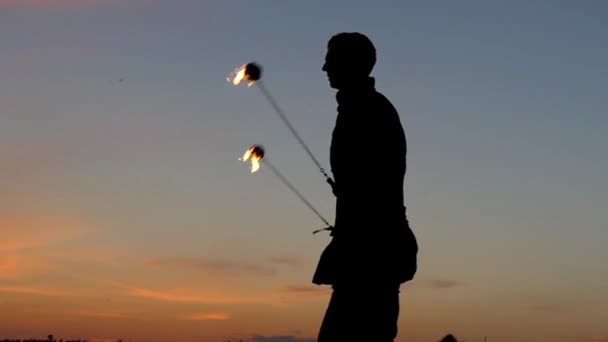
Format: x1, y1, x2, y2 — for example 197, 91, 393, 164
336, 76, 376, 104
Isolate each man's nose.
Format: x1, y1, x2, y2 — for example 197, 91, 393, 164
322, 62, 327, 72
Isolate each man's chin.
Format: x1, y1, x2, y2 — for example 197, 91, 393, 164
328, 79, 340, 89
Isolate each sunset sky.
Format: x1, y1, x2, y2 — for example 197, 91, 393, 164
1, 1, 607, 342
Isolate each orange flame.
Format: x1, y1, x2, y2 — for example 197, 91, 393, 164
240, 146, 264, 173
226, 64, 255, 87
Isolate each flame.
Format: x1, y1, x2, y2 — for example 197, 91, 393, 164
240, 146, 264, 173
227, 64, 255, 87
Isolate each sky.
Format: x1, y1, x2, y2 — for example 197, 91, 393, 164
1, 1, 607, 341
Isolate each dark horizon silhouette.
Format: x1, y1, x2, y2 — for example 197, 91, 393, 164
439, 334, 459, 342
0, 335, 133, 342
1, 333, 461, 342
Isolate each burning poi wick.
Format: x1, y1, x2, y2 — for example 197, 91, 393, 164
228, 63, 335, 189
241, 145, 333, 234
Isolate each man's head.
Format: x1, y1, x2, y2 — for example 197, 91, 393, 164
322, 32, 376, 89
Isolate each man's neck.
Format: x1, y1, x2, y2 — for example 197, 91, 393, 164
336, 76, 375, 104
337, 76, 375, 92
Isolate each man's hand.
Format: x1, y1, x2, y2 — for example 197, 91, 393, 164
326, 177, 338, 197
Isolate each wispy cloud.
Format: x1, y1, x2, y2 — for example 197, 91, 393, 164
422, 278, 462, 289
251, 336, 316, 342
276, 285, 330, 297
148, 257, 275, 276
147, 256, 299, 277
0, 210, 90, 252
0, 209, 93, 280
126, 287, 268, 305
0, 286, 72, 297
183, 312, 231, 321
0, 255, 27, 279
268, 256, 301, 268
22, 308, 152, 321
67, 310, 150, 320
519, 293, 580, 313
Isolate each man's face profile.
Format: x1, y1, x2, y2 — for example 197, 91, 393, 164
322, 46, 349, 89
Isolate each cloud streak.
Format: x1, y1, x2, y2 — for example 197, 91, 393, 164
22, 308, 153, 321
422, 278, 462, 289
148, 257, 276, 276
268, 256, 301, 268
0, 254, 53, 281
75, 311, 148, 320
126, 287, 269, 305
0, 210, 90, 252
147, 255, 301, 277
0, 208, 93, 280
0, 286, 72, 297
183, 312, 231, 321
276, 285, 331, 297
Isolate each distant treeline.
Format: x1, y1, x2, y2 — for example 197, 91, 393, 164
2, 333, 460, 342
1, 340, 91, 342
1, 336, 128, 342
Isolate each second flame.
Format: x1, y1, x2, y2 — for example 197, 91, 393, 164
227, 64, 255, 87
241, 145, 265, 173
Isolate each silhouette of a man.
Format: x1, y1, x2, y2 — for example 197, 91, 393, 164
312, 32, 418, 341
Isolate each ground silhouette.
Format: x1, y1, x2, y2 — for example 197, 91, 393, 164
0, 335, 130, 342
439, 334, 459, 342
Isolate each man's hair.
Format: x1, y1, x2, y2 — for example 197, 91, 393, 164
327, 32, 376, 76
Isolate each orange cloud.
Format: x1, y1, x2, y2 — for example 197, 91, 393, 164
0, 255, 20, 277
0, 208, 94, 281
0, 286, 72, 297
0, 210, 90, 252
0, 254, 50, 280
276, 285, 331, 297
422, 278, 463, 289
593, 337, 608, 342
73, 310, 151, 320
183, 312, 231, 321
127, 287, 269, 305
18, 307, 154, 322
268, 256, 302, 268
147, 257, 277, 276
146, 255, 301, 278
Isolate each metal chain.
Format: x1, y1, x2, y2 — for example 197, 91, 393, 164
264, 159, 332, 228
256, 81, 332, 182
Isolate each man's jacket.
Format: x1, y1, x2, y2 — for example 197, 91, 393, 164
312, 77, 418, 287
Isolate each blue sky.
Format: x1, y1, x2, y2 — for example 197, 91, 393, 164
1, 1, 607, 341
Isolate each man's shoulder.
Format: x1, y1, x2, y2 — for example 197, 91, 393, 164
372, 90, 398, 113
